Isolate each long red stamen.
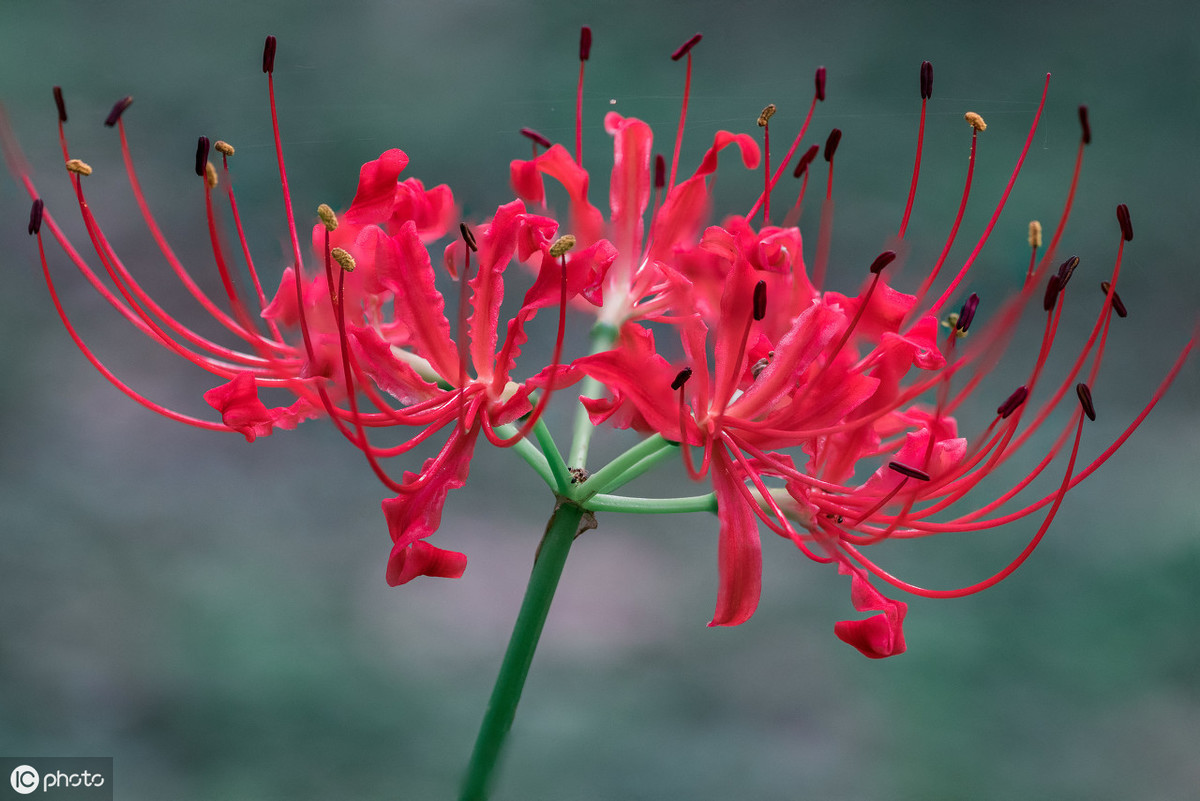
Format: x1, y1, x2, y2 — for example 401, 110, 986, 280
667, 33, 702, 192
576, 25, 591, 165
898, 61, 931, 239
757, 104, 776, 224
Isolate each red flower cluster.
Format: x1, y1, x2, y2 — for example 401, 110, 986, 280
11, 33, 1193, 658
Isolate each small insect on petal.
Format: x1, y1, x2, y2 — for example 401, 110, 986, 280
104, 96, 133, 127
1100, 281, 1128, 318
997, 385, 1029, 419
888, 462, 931, 481
671, 367, 693, 390
1075, 383, 1096, 421
28, 198, 44, 236
1116, 204, 1133, 241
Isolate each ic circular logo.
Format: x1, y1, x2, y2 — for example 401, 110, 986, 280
9, 765, 39, 795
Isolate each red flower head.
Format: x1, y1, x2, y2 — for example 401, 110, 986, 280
11, 34, 1195, 660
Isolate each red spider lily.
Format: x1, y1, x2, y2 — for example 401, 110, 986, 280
532, 33, 1195, 656
9, 30, 1195, 660
8, 36, 605, 586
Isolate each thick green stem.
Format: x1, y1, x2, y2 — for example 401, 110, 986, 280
459, 500, 588, 801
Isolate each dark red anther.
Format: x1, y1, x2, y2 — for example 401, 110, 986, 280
1100, 281, 1128, 318
1078, 105, 1091, 145
53, 86, 67, 123
654, 154, 665, 189
262, 35, 277, 74
997, 385, 1029, 419
815, 66, 826, 101
956, 292, 979, 332
1043, 274, 1061, 312
888, 461, 931, 481
823, 128, 841, 162
752, 280, 767, 321
195, 136, 210, 177
671, 367, 693, 390
1116, 204, 1133, 241
519, 127, 552, 149
671, 33, 702, 61
869, 250, 896, 275
1076, 383, 1096, 421
28, 198, 44, 236
793, 144, 820, 177
920, 61, 933, 100
1056, 254, 1080, 289
459, 222, 478, 252
104, 96, 133, 127
579, 26, 592, 61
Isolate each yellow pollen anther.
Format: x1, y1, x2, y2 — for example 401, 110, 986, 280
331, 247, 356, 272
317, 203, 338, 232
549, 235, 576, 257
214, 140, 235, 156
757, 104, 777, 127
964, 111, 987, 132
1028, 220, 1043, 249
204, 161, 218, 188
65, 158, 92, 176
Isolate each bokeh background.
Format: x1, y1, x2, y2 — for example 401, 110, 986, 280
2, 0, 1197, 799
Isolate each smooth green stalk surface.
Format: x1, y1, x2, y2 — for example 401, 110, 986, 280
458, 500, 587, 801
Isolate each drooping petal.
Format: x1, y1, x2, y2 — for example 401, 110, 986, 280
381, 424, 478, 549
203, 371, 321, 442
386, 540, 468, 585
833, 563, 907, 658
708, 451, 763, 627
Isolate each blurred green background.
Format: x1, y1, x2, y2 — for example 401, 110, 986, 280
2, 0, 1198, 799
